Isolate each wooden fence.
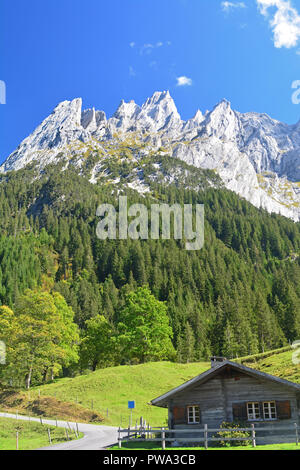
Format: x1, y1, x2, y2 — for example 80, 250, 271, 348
118, 423, 299, 449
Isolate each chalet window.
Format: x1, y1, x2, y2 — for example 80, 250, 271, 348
263, 402, 277, 420
238, 401, 290, 421
247, 402, 260, 421
187, 405, 200, 424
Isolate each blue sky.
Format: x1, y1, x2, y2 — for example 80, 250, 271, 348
1, 0, 300, 163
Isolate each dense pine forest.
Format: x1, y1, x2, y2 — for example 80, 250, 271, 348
0, 159, 300, 387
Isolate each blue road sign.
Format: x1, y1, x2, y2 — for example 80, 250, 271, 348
128, 401, 135, 409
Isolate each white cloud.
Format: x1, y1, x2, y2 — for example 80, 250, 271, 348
130, 41, 172, 55
129, 66, 136, 77
221, 1, 246, 12
257, 0, 300, 48
149, 60, 158, 69
176, 76, 193, 87
141, 43, 155, 55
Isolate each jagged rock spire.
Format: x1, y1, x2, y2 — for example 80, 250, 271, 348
1, 92, 300, 222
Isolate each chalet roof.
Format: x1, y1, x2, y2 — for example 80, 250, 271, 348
151, 360, 300, 408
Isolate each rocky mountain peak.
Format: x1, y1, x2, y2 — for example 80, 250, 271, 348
209, 98, 233, 117
113, 99, 141, 119
143, 90, 171, 106
53, 98, 83, 127
141, 90, 181, 128
201, 98, 240, 141
2, 92, 300, 221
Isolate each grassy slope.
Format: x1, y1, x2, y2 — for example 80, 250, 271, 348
242, 349, 300, 383
1, 347, 298, 429
0, 417, 78, 450
29, 362, 210, 427
0, 391, 103, 424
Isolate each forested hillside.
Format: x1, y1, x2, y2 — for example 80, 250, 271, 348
0, 159, 300, 387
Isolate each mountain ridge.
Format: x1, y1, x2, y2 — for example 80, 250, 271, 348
2, 91, 300, 221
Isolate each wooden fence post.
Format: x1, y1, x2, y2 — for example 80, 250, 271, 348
47, 428, 52, 445
118, 427, 122, 448
251, 424, 256, 448
16, 431, 19, 450
76, 422, 79, 437
295, 423, 299, 446
162, 427, 166, 450
204, 424, 208, 450
40, 416, 43, 425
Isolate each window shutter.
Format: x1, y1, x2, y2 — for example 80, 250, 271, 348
232, 402, 247, 421
276, 401, 291, 420
173, 406, 186, 424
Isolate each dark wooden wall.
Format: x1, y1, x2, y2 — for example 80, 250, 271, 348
168, 370, 299, 433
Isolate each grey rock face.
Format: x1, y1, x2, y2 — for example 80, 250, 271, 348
2, 91, 300, 220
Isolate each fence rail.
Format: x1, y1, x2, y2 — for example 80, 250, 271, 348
118, 423, 299, 449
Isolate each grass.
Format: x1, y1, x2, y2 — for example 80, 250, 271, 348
0, 391, 103, 424
0, 417, 82, 450
238, 346, 292, 365
22, 362, 209, 427
242, 349, 300, 383
0, 346, 299, 429
110, 441, 300, 451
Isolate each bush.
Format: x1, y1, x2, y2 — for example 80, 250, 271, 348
214, 421, 251, 447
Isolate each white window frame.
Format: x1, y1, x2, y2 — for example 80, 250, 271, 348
247, 402, 260, 421
187, 405, 200, 424
263, 401, 277, 421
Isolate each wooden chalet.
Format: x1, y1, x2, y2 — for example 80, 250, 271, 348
151, 358, 300, 444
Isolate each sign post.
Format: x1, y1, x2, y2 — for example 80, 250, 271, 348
128, 400, 135, 426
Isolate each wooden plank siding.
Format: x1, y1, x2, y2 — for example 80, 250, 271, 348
152, 361, 300, 444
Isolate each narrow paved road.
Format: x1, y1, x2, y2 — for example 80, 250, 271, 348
0, 412, 118, 450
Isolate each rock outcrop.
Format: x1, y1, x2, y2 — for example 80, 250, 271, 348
2, 91, 300, 221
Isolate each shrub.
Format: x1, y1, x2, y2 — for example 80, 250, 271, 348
214, 421, 251, 447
